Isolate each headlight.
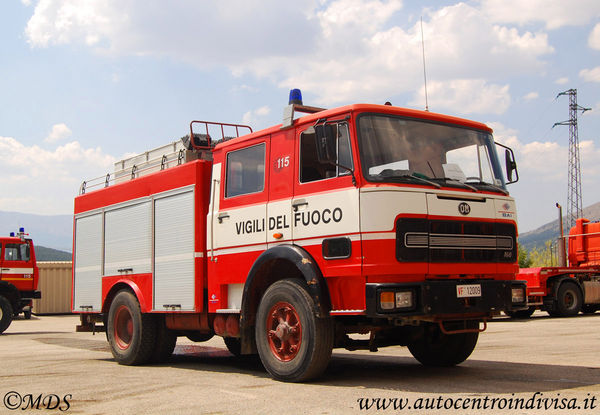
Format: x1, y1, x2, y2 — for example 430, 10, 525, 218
379, 289, 415, 311
511, 287, 525, 303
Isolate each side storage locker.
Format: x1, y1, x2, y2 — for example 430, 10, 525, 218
104, 201, 152, 276
154, 188, 195, 311
73, 213, 103, 311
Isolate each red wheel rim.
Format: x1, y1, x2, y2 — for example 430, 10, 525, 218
564, 291, 574, 309
114, 305, 133, 350
266, 301, 302, 362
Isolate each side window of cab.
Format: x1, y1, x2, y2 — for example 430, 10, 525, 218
4, 243, 30, 262
299, 122, 353, 183
225, 143, 266, 198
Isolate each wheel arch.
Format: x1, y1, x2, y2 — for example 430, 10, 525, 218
238, 244, 331, 354
102, 279, 150, 315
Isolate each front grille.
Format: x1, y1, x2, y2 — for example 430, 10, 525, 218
397, 218, 516, 263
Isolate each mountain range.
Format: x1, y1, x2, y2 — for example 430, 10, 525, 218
0, 210, 72, 259
518, 201, 600, 250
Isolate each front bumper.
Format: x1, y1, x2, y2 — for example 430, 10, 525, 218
365, 280, 527, 318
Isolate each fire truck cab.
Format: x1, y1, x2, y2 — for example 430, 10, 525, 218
0, 228, 41, 334
73, 91, 526, 381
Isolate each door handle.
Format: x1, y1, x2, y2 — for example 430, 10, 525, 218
292, 199, 308, 212
218, 212, 230, 223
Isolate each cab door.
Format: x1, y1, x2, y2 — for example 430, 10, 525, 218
291, 119, 364, 311
2, 240, 35, 292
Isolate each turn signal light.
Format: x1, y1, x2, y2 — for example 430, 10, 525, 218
380, 291, 395, 310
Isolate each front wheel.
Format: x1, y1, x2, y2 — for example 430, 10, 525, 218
0, 295, 14, 334
408, 321, 479, 366
107, 290, 156, 365
255, 279, 333, 382
505, 307, 535, 319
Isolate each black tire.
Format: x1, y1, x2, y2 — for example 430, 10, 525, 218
107, 290, 157, 365
0, 295, 14, 334
224, 337, 242, 357
255, 279, 334, 382
408, 321, 479, 366
505, 307, 535, 319
582, 304, 599, 314
24, 309, 32, 320
151, 316, 177, 363
555, 282, 583, 317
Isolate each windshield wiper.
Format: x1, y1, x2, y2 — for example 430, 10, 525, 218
465, 179, 509, 196
430, 178, 479, 192
373, 173, 441, 188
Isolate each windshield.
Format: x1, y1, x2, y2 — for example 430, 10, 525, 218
357, 114, 506, 190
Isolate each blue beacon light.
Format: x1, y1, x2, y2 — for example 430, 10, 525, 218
10, 232, 15, 237
288, 89, 303, 105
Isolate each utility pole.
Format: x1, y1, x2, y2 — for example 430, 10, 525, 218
553, 89, 591, 229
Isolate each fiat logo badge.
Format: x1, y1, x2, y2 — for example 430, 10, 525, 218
458, 202, 471, 215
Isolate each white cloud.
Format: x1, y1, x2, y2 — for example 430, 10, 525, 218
412, 79, 510, 115
590, 23, 600, 50
555, 77, 569, 85
580, 67, 600, 83
0, 136, 115, 214
488, 122, 600, 231
23, 1, 554, 111
21, 0, 32, 6
523, 92, 539, 101
482, 0, 600, 29
44, 123, 72, 143
242, 106, 272, 129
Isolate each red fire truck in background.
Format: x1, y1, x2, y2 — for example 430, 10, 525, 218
512, 216, 600, 318
73, 90, 526, 381
0, 228, 41, 334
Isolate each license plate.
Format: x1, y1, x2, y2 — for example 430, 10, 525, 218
457, 284, 481, 298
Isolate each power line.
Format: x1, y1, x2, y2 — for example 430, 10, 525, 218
553, 89, 592, 229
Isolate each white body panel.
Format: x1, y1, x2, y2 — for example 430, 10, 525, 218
292, 188, 360, 241
104, 201, 152, 276
154, 188, 195, 311
73, 213, 103, 311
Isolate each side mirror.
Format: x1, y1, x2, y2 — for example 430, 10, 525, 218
495, 142, 518, 184
314, 124, 337, 164
504, 148, 518, 183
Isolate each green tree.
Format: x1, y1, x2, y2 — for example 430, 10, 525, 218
518, 244, 533, 268
529, 240, 554, 267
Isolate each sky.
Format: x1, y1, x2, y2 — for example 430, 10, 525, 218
0, 0, 599, 233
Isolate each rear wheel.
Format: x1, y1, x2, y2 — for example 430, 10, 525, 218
0, 295, 14, 334
107, 290, 156, 365
555, 282, 582, 317
582, 304, 599, 314
255, 279, 333, 382
408, 321, 479, 366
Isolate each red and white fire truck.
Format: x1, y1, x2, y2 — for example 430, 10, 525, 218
73, 90, 526, 381
0, 228, 41, 333
513, 216, 600, 318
